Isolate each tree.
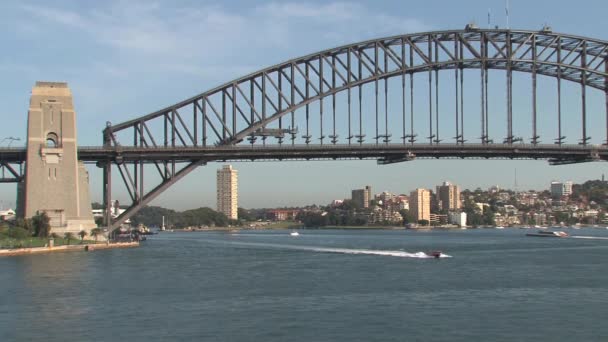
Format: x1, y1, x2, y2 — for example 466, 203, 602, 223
32, 212, 51, 238
78, 230, 87, 243
90, 228, 102, 242
64, 232, 74, 245
15, 218, 33, 234
418, 219, 430, 226
237, 208, 254, 221
399, 209, 416, 224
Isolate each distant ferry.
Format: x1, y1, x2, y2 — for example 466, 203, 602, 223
526, 231, 569, 238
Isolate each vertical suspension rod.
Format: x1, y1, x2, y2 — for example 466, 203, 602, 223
278, 70, 283, 145
428, 38, 433, 144
605, 56, 608, 145
532, 34, 538, 144
410, 44, 415, 144
557, 41, 562, 145
460, 39, 465, 143
481, 34, 486, 143
506, 33, 513, 144
454, 36, 459, 143
291, 64, 296, 145
375, 43, 379, 144
332, 55, 337, 144
385, 45, 389, 143
319, 56, 324, 145
435, 39, 439, 143
581, 41, 588, 145
347, 50, 352, 144
305, 63, 310, 144
359, 49, 363, 145
402, 38, 407, 144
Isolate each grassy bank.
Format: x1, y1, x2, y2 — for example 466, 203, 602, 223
0, 226, 98, 249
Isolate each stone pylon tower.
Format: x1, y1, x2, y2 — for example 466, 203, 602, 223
19, 82, 96, 234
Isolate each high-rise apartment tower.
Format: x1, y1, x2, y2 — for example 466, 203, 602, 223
410, 188, 431, 223
217, 165, 238, 220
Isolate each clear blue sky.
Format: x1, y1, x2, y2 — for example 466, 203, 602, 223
1, 0, 608, 210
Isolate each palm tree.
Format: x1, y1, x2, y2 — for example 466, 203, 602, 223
64, 232, 74, 245
90, 228, 102, 243
78, 230, 87, 244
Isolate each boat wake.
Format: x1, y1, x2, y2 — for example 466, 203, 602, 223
158, 236, 452, 258
311, 247, 451, 258
569, 236, 608, 240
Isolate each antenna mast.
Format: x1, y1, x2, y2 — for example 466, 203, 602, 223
488, 8, 491, 29
505, 0, 510, 29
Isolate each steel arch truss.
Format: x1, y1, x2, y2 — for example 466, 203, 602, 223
102, 28, 608, 229
0, 161, 23, 183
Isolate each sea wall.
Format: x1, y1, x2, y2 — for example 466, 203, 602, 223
0, 241, 139, 257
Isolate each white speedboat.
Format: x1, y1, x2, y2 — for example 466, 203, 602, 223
290, 231, 300, 236
495, 226, 505, 229
526, 230, 569, 238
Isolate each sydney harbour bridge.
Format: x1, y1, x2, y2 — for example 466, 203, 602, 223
2, 27, 608, 230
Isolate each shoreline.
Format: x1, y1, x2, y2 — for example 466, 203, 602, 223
0, 241, 139, 257
162, 225, 469, 232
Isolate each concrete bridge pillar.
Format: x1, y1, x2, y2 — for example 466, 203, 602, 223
18, 82, 96, 235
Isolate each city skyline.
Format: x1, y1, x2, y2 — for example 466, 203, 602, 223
1, 0, 608, 210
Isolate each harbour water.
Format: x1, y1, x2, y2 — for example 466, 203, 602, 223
1, 228, 608, 341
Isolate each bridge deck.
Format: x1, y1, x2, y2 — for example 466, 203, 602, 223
1, 144, 605, 164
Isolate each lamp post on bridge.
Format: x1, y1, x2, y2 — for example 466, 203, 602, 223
1, 137, 20, 147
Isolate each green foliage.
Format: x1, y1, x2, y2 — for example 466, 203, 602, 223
7, 227, 31, 239
237, 208, 254, 221
130, 206, 177, 227
130, 206, 230, 228
572, 180, 608, 207
64, 232, 74, 245
32, 212, 51, 238
94, 217, 104, 227
297, 212, 329, 227
399, 209, 416, 224
91, 202, 105, 210
78, 230, 87, 242
90, 228, 102, 241
174, 207, 229, 228
418, 219, 430, 226
14, 218, 33, 233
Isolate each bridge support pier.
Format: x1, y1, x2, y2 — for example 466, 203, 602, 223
19, 82, 96, 235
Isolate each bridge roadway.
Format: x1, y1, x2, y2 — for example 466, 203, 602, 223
1, 144, 606, 165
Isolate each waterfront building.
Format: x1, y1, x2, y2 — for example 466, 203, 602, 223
550, 181, 573, 198
352, 185, 372, 209
375, 191, 395, 203
410, 188, 431, 223
436, 181, 461, 211
489, 185, 501, 194
267, 209, 300, 221
0, 208, 15, 221
369, 207, 403, 224
330, 199, 344, 207
429, 213, 448, 225
398, 198, 409, 211
449, 212, 467, 227
217, 165, 238, 220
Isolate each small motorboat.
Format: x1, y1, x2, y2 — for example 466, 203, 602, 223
428, 251, 442, 259
526, 230, 569, 238
290, 231, 300, 237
